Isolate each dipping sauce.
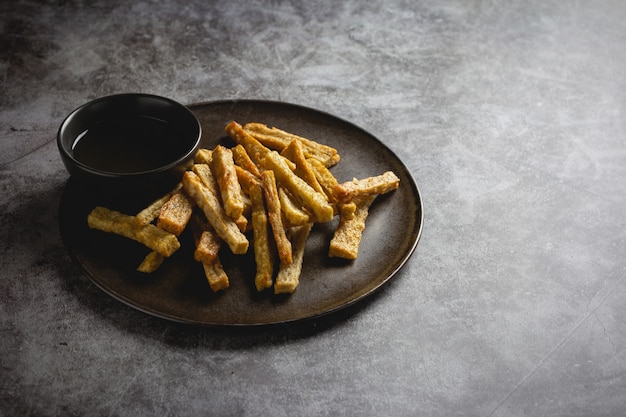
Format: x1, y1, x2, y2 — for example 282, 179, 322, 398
72, 116, 186, 173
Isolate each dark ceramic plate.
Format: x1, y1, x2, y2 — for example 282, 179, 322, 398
59, 100, 423, 326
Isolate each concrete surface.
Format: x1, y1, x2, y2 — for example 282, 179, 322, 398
1, 0, 625, 416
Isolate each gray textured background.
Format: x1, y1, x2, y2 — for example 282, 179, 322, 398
2, 1, 626, 416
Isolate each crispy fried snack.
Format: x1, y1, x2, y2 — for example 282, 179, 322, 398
260, 150, 334, 223
232, 144, 262, 178
202, 258, 229, 292
274, 223, 313, 294
335, 171, 400, 202
328, 195, 376, 259
234, 165, 261, 195
281, 139, 325, 196
156, 190, 195, 236
135, 184, 182, 226
211, 145, 245, 220
191, 213, 221, 264
182, 170, 249, 255
308, 158, 340, 203
195, 148, 213, 165
190, 212, 229, 291
278, 186, 310, 226
261, 170, 292, 265
136, 250, 165, 273
87, 206, 180, 257
243, 122, 340, 167
225, 121, 271, 166
249, 182, 274, 291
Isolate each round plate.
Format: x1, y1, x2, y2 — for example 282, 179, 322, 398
59, 100, 423, 326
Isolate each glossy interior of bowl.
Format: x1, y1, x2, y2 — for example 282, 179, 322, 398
57, 94, 201, 195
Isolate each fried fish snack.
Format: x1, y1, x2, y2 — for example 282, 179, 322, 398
243, 122, 340, 167
136, 250, 165, 273
191, 213, 221, 264
335, 171, 400, 202
274, 223, 313, 294
156, 190, 194, 236
261, 170, 292, 265
307, 158, 340, 203
87, 206, 181, 257
182, 170, 249, 255
260, 150, 334, 223
281, 139, 325, 196
328, 195, 376, 259
195, 148, 213, 165
202, 258, 229, 292
225, 121, 271, 166
249, 182, 274, 291
232, 144, 262, 178
135, 183, 182, 226
278, 186, 310, 226
211, 145, 245, 220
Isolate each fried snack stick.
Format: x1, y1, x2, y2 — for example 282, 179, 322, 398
243, 122, 340, 167
335, 171, 400, 203
202, 260, 229, 292
328, 195, 376, 259
274, 223, 313, 294
308, 158, 340, 203
249, 182, 274, 291
182, 170, 249, 255
137, 251, 165, 273
191, 213, 229, 292
190, 213, 221, 264
281, 139, 325, 196
232, 144, 262, 178
156, 190, 195, 236
225, 121, 271, 166
195, 148, 213, 165
211, 145, 245, 220
261, 170, 292, 265
135, 183, 182, 226
260, 150, 334, 223
87, 206, 180, 257
194, 163, 248, 232
278, 186, 310, 226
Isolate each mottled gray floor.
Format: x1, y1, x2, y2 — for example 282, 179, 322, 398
2, 1, 626, 416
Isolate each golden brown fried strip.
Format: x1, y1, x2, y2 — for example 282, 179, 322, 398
328, 195, 376, 259
232, 144, 262, 178
136, 250, 165, 273
191, 213, 221, 264
202, 258, 229, 292
182, 170, 249, 255
225, 121, 271, 166
234, 165, 261, 195
308, 158, 340, 203
260, 150, 334, 223
243, 122, 340, 167
335, 171, 400, 202
274, 223, 313, 294
211, 145, 245, 220
261, 170, 292, 265
88, 206, 180, 257
195, 148, 213, 165
156, 191, 195, 236
281, 139, 325, 196
249, 182, 274, 291
278, 186, 310, 226
135, 183, 182, 226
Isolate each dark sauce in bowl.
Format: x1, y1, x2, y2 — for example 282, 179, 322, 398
72, 116, 183, 174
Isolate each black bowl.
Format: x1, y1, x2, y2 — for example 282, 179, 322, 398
57, 93, 201, 197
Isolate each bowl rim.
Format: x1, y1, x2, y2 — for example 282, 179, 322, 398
57, 93, 202, 177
